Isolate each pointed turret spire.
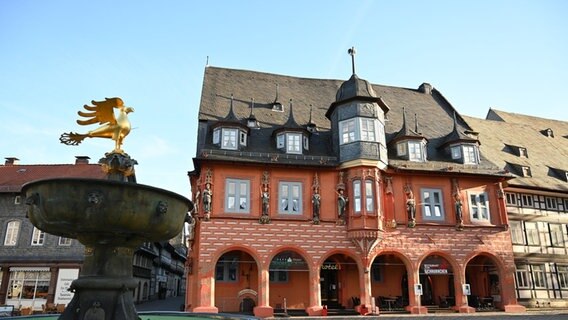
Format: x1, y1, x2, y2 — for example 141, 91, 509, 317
247, 98, 260, 129
224, 94, 239, 121
307, 104, 317, 133
283, 99, 302, 128
272, 83, 283, 111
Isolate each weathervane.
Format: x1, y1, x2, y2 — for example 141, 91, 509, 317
60, 97, 134, 154
348, 46, 356, 75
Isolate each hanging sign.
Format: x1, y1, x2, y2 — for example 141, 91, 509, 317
424, 263, 448, 274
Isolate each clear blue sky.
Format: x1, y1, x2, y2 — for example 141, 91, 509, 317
1, 0, 566, 197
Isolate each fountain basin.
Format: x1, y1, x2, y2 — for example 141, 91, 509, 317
23, 178, 192, 247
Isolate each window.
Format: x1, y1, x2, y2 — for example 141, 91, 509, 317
525, 222, 540, 246
515, 265, 530, 288
215, 255, 238, 282
239, 131, 247, 147
213, 128, 220, 144
4, 221, 20, 246
59, 237, 72, 246
521, 194, 533, 207
549, 224, 564, 247
279, 182, 302, 214
269, 270, 288, 283
222, 128, 238, 150
531, 265, 546, 288
546, 197, 558, 210
31, 227, 45, 246
340, 119, 356, 144
463, 145, 478, 164
225, 179, 250, 213
521, 166, 532, 177
469, 192, 490, 222
451, 144, 479, 164
303, 136, 309, 151
421, 189, 444, 220
397, 143, 407, 156
558, 265, 568, 289
365, 180, 374, 212
360, 118, 376, 141
408, 141, 425, 161
277, 134, 285, 148
518, 147, 528, 158
339, 117, 382, 145
353, 180, 361, 213
8, 270, 50, 300
510, 221, 524, 244
505, 193, 517, 206
287, 133, 301, 154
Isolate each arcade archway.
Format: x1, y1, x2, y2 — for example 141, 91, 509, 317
419, 255, 455, 307
320, 254, 360, 309
370, 254, 410, 311
268, 250, 310, 311
214, 250, 259, 313
465, 254, 502, 310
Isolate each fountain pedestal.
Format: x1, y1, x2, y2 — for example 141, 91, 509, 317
23, 152, 192, 320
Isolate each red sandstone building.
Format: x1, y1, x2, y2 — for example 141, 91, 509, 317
186, 59, 526, 316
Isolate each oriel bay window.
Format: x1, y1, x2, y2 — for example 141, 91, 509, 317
352, 179, 375, 214
339, 117, 384, 145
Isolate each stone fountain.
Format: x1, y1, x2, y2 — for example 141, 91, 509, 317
22, 98, 192, 320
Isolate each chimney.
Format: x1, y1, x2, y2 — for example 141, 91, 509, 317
75, 156, 90, 164
4, 157, 19, 165
418, 83, 432, 94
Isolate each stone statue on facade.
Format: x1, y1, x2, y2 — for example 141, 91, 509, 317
404, 184, 416, 228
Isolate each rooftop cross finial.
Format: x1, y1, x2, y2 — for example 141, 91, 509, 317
348, 47, 357, 75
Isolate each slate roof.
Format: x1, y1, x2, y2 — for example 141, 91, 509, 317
463, 109, 568, 192
196, 66, 507, 176
0, 162, 105, 193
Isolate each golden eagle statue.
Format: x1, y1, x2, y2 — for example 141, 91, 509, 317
60, 97, 134, 153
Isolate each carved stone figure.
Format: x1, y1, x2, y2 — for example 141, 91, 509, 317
202, 183, 212, 220
261, 186, 270, 216
404, 184, 416, 228
312, 187, 321, 224
337, 188, 348, 225
454, 192, 464, 230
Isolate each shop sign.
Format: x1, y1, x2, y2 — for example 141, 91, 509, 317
321, 263, 341, 270
424, 263, 448, 274
54, 268, 79, 304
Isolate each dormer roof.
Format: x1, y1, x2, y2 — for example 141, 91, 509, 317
390, 107, 426, 144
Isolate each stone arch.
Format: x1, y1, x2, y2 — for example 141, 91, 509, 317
370, 249, 414, 310
212, 245, 261, 313
463, 251, 507, 310
416, 250, 461, 308
267, 246, 311, 311
318, 249, 361, 310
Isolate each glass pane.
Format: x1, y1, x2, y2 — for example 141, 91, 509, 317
353, 181, 361, 197
433, 192, 440, 204
354, 199, 361, 212
423, 191, 431, 203
239, 182, 247, 195
434, 205, 442, 217
425, 206, 432, 217
227, 196, 235, 209
239, 199, 247, 210
228, 182, 235, 194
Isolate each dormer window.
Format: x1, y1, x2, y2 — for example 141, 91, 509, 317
213, 127, 248, 150
521, 166, 532, 177
397, 140, 427, 162
276, 132, 307, 154
450, 144, 479, 164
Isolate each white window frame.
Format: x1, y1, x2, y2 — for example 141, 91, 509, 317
221, 128, 238, 150
279, 182, 302, 215
557, 265, 568, 289
277, 134, 285, 148
531, 265, 546, 288
286, 133, 302, 154
339, 117, 382, 145
225, 179, 250, 213
365, 180, 375, 212
421, 188, 445, 221
515, 265, 530, 288
451, 146, 461, 159
408, 141, 425, 161
549, 224, 564, 247
58, 237, 72, 246
31, 227, 45, 246
510, 221, 525, 245
239, 131, 247, 147
525, 222, 540, 246
396, 142, 407, 156
303, 136, 309, 151
353, 180, 361, 213
469, 192, 490, 222
213, 128, 220, 144
505, 192, 517, 206
4, 221, 20, 246
463, 145, 479, 164
339, 119, 356, 144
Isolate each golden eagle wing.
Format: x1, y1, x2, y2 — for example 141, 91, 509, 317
76, 99, 117, 126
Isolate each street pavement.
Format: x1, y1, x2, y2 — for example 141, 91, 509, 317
134, 298, 568, 320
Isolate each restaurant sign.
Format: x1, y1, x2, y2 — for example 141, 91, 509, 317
424, 263, 448, 275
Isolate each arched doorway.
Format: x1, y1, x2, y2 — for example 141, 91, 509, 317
320, 254, 360, 310
370, 254, 410, 311
214, 250, 258, 313
465, 254, 502, 311
268, 250, 310, 312
419, 255, 454, 308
